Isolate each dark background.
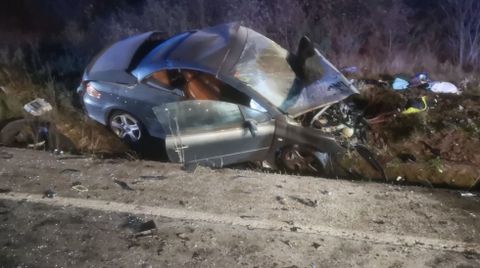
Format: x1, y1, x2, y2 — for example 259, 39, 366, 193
0, 0, 478, 87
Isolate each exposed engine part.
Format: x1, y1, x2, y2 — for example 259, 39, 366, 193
302, 97, 366, 146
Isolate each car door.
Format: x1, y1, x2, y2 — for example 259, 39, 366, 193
152, 100, 275, 167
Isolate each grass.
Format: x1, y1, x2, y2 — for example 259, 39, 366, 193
0, 66, 129, 155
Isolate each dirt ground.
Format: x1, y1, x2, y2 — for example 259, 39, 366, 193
341, 86, 480, 189
0, 147, 479, 267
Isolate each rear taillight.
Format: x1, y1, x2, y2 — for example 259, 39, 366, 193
86, 82, 101, 99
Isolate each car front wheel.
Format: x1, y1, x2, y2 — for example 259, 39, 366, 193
109, 112, 143, 144
278, 145, 325, 175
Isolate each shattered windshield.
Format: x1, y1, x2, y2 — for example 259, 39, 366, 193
232, 30, 357, 117
232, 30, 299, 113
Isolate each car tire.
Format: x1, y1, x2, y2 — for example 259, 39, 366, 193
278, 145, 325, 175
0, 119, 35, 146
108, 111, 145, 145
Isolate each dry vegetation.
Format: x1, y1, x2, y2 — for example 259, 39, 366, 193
0, 0, 479, 185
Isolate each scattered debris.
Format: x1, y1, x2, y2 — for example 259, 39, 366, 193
373, 219, 385, 225
71, 184, 89, 192
430, 81, 460, 94
289, 196, 318, 208
392, 77, 409, 90
0, 188, 12, 194
43, 189, 57, 198
275, 196, 286, 205
402, 96, 428, 115
137, 220, 157, 233
0, 151, 13, 159
113, 179, 134, 191
312, 242, 322, 249
61, 168, 81, 174
320, 190, 331, 195
397, 153, 417, 163
355, 145, 386, 180
122, 215, 143, 230
122, 216, 157, 233
240, 215, 257, 219
139, 175, 168, 181
23, 98, 53, 117
53, 149, 64, 156
460, 192, 477, 198
420, 141, 441, 157
56, 155, 89, 160
27, 140, 46, 149
176, 233, 189, 240
281, 240, 294, 248
409, 73, 430, 88
290, 226, 301, 232
231, 175, 253, 180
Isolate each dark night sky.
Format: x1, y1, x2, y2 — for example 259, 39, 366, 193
0, 0, 145, 34
0, 0, 434, 34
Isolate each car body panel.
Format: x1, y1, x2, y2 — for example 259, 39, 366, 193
131, 23, 357, 117
132, 23, 247, 81
84, 32, 156, 84
152, 100, 275, 166
82, 80, 182, 139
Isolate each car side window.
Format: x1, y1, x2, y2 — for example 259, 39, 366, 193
240, 105, 271, 123
145, 70, 186, 96
145, 70, 171, 88
153, 100, 244, 135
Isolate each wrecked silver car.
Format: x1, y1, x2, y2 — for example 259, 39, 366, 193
78, 23, 362, 174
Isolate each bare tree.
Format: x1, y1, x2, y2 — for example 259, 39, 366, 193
442, 0, 480, 68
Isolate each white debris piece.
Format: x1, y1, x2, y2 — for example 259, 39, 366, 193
23, 98, 53, 116
460, 192, 477, 198
430, 82, 460, 94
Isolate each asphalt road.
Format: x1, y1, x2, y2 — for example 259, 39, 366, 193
0, 147, 479, 267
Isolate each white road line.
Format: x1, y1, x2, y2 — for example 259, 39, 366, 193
1, 192, 479, 254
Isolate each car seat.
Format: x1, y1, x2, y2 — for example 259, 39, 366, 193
182, 71, 221, 100
151, 70, 171, 86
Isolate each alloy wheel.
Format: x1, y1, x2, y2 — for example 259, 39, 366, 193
110, 113, 142, 142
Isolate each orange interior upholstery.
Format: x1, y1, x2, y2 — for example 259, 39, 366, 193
151, 70, 170, 86
182, 71, 222, 100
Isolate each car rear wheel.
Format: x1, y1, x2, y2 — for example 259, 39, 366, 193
109, 112, 143, 143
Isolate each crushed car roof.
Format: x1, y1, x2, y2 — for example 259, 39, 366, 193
86, 22, 357, 116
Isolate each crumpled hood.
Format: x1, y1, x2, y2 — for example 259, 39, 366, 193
285, 49, 359, 117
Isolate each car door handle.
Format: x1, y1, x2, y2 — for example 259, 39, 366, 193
174, 145, 189, 152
